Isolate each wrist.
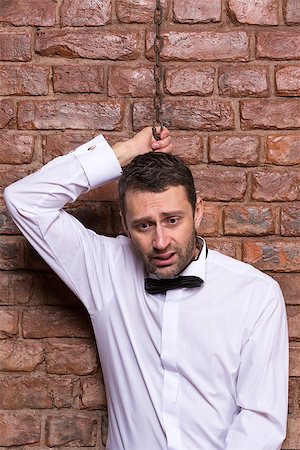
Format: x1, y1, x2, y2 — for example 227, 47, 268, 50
112, 139, 135, 168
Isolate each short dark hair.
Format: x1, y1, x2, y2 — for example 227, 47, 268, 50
118, 152, 197, 216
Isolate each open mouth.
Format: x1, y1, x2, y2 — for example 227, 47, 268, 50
151, 252, 176, 267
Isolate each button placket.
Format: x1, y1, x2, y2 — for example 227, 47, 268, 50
161, 289, 184, 450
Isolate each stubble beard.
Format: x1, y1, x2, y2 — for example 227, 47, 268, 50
140, 229, 197, 279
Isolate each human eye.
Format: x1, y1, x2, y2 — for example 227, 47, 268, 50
166, 217, 180, 226
136, 222, 151, 231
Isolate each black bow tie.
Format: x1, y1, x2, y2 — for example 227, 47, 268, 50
145, 275, 203, 295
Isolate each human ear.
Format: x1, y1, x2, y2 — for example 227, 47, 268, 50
194, 195, 203, 231
119, 210, 131, 238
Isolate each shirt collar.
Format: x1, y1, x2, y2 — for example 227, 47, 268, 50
180, 236, 206, 282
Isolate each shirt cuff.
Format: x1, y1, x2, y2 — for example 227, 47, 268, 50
73, 134, 122, 189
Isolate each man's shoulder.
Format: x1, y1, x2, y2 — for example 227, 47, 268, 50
208, 248, 278, 289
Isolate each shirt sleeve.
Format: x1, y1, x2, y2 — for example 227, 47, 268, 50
3, 135, 122, 312
225, 282, 289, 450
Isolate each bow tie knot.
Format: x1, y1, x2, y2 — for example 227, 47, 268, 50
145, 275, 203, 295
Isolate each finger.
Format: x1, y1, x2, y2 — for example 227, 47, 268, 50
158, 135, 172, 148
151, 138, 169, 151
160, 127, 170, 140
153, 142, 173, 154
151, 140, 160, 150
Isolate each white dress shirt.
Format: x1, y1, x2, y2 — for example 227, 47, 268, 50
4, 135, 288, 450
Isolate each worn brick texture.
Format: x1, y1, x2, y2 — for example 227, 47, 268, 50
0, 0, 299, 447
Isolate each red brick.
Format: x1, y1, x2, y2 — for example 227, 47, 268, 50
0, 273, 68, 307
218, 65, 269, 97
18, 100, 124, 131
0, 310, 18, 339
298, 387, 300, 411
43, 273, 80, 307
42, 132, 94, 163
288, 377, 298, 414
252, 170, 299, 201
102, 132, 131, 148
102, 414, 108, 446
67, 203, 113, 237
283, 417, 300, 448
36, 30, 141, 60
0, 236, 23, 270
0, 273, 9, 305
46, 341, 98, 375
53, 65, 104, 94
0, 99, 15, 129
289, 343, 300, 376
23, 240, 50, 271
108, 66, 153, 97
281, 205, 300, 236
171, 133, 203, 164
17, 273, 52, 305
1, 167, 31, 191
0, 65, 49, 96
173, 0, 221, 23
146, 31, 249, 62
209, 135, 260, 166
271, 273, 300, 305
228, 0, 278, 25
243, 240, 300, 271
206, 239, 239, 258
23, 308, 93, 338
275, 66, 300, 96
0, 375, 76, 409
165, 66, 215, 96
0, 412, 40, 446
46, 414, 97, 447
284, 0, 300, 24
60, 0, 111, 26
224, 205, 276, 236
257, 31, 300, 59
116, 0, 167, 23
0, 32, 31, 61
0, 272, 43, 306
0, 133, 34, 164
0, 340, 44, 371
241, 99, 300, 130
133, 99, 235, 131
0, 205, 21, 234
198, 204, 221, 236
81, 375, 107, 409
192, 167, 247, 201
287, 306, 300, 340
0, 0, 56, 25
265, 135, 300, 165
83, 181, 119, 202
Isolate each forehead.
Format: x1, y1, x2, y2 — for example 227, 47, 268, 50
124, 185, 192, 218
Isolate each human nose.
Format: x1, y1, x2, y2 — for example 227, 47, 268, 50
153, 225, 170, 250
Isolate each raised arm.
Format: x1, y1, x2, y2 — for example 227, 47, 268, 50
3, 127, 172, 311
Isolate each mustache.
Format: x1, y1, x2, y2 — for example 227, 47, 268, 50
148, 247, 177, 258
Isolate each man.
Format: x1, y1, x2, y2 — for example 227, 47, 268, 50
4, 127, 288, 450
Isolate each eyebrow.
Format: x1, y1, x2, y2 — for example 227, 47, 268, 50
131, 211, 184, 225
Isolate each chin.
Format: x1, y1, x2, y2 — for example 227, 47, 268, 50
151, 265, 180, 279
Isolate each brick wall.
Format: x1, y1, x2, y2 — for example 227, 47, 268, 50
0, 0, 299, 447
